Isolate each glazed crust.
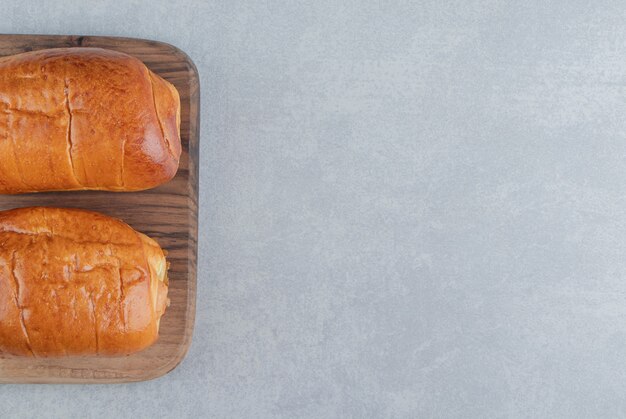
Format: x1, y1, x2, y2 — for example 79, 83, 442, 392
0, 47, 181, 194
0, 207, 169, 357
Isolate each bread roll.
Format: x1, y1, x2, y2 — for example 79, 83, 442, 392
0, 47, 181, 194
0, 207, 169, 357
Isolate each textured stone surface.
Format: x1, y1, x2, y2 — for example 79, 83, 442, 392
2, 1, 626, 417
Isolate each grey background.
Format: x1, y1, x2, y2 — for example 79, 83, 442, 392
1, 0, 626, 417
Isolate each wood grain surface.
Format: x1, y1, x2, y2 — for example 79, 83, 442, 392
0, 34, 199, 383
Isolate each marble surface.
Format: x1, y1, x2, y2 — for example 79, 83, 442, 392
2, 1, 626, 417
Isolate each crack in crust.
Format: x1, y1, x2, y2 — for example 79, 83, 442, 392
149, 73, 175, 160
120, 136, 126, 188
115, 252, 127, 336
1, 107, 58, 117
4, 110, 31, 191
0, 227, 137, 247
64, 78, 81, 187
87, 292, 99, 355
10, 251, 34, 357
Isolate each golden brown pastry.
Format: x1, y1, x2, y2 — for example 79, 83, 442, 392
0, 207, 169, 357
0, 47, 181, 194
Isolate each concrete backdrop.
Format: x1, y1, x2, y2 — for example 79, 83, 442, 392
2, 1, 626, 417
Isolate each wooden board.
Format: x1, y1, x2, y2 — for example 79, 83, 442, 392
0, 34, 199, 383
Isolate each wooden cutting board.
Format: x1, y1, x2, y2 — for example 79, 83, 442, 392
0, 34, 199, 383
